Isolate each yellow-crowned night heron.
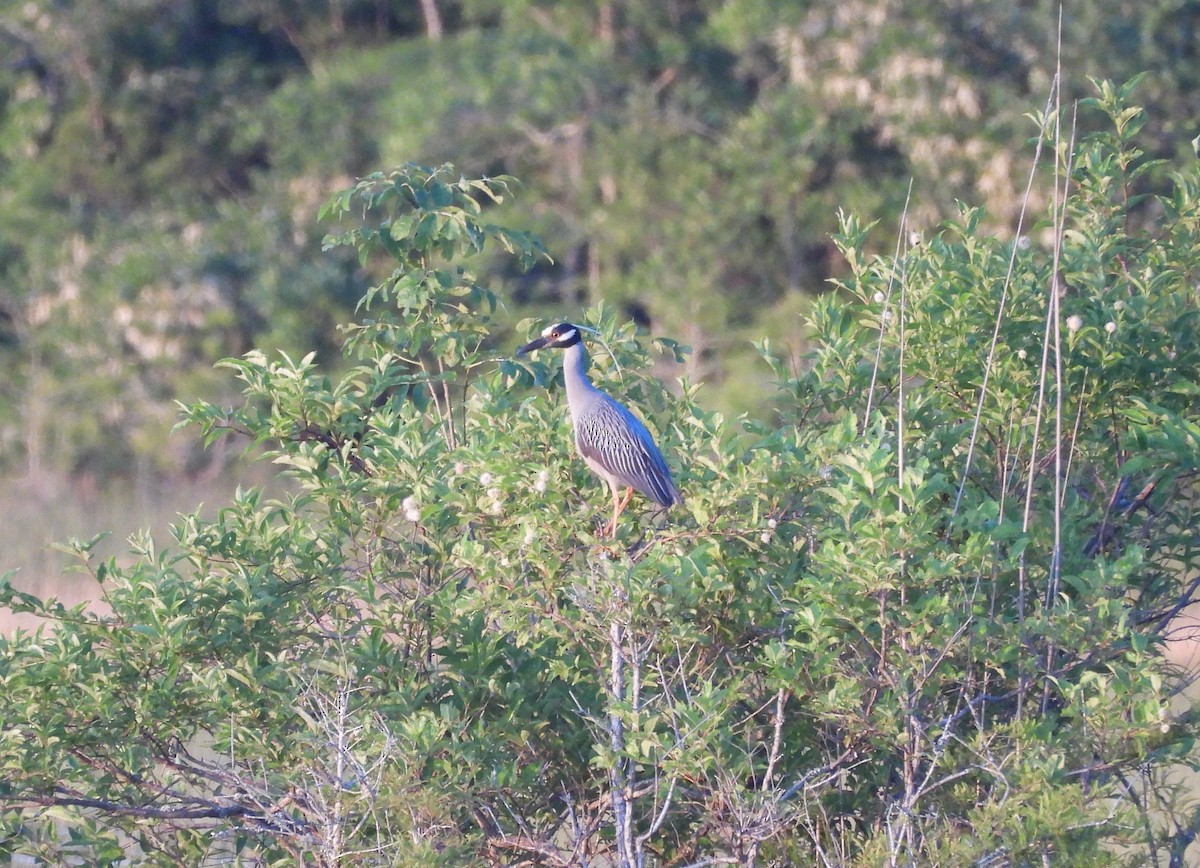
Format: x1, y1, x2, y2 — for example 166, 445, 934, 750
517, 322, 681, 536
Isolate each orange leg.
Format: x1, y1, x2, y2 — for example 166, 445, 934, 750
608, 486, 635, 537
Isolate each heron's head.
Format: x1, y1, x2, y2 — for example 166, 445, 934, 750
516, 322, 583, 355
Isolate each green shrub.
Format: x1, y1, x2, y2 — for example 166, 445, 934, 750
2, 82, 1199, 866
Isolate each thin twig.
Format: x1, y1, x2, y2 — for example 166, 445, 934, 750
864, 178, 914, 429
951, 80, 1059, 521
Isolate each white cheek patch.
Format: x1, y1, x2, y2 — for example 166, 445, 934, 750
557, 328, 578, 344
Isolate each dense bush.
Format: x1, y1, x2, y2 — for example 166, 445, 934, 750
2, 83, 1199, 865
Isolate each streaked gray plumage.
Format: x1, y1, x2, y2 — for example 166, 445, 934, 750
518, 322, 680, 535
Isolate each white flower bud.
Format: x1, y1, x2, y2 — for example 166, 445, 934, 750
767, 518, 778, 529
479, 471, 494, 486
1016, 235, 1032, 250
1113, 300, 1126, 311
1066, 315, 1083, 333
873, 291, 886, 304
1017, 348, 1027, 360
1104, 321, 1116, 334
760, 531, 773, 544
402, 495, 421, 522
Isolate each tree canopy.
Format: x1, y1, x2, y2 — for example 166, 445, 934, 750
1, 0, 1199, 476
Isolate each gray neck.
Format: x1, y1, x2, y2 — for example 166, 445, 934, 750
562, 341, 599, 413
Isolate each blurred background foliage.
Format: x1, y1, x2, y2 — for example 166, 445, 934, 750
1, 0, 1198, 485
